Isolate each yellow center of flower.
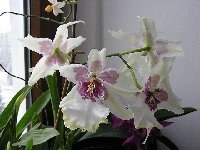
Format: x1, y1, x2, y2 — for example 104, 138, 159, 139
45, 5, 53, 13
87, 80, 96, 94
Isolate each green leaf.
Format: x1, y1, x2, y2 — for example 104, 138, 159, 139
46, 74, 60, 124
25, 139, 33, 150
0, 107, 17, 150
12, 127, 60, 146
31, 113, 42, 127
16, 91, 51, 137
0, 85, 32, 130
30, 123, 41, 131
156, 135, 179, 150
155, 107, 197, 121
46, 74, 65, 150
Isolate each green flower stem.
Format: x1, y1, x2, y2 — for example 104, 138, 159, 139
80, 46, 150, 65
118, 56, 142, 90
0, 5, 72, 25
106, 46, 150, 57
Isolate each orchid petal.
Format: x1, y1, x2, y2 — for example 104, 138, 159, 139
138, 16, 157, 45
99, 68, 119, 85
56, 2, 65, 9
53, 7, 63, 16
120, 54, 139, 75
128, 54, 151, 82
48, 0, 55, 4
19, 35, 53, 55
103, 90, 134, 120
60, 85, 78, 108
100, 67, 136, 91
108, 30, 145, 48
102, 80, 137, 106
153, 40, 184, 58
28, 56, 56, 86
88, 48, 106, 73
65, 36, 86, 54
151, 57, 174, 82
114, 73, 136, 91
122, 136, 136, 145
59, 64, 89, 84
53, 21, 85, 46
129, 94, 162, 143
158, 78, 184, 114
60, 86, 109, 133
102, 81, 137, 120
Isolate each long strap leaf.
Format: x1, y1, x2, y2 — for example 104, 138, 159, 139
155, 107, 197, 121
46, 74, 60, 124
16, 90, 51, 137
0, 85, 32, 130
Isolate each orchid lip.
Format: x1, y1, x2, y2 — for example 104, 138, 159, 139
144, 88, 168, 111
77, 80, 107, 102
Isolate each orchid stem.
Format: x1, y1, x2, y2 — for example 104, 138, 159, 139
80, 46, 150, 65
0, 64, 25, 81
106, 46, 150, 57
0, 7, 72, 25
118, 56, 142, 90
54, 79, 69, 129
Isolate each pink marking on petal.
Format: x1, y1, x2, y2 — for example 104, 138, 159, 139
154, 90, 168, 102
73, 66, 89, 82
144, 74, 160, 93
60, 41, 68, 53
45, 54, 65, 65
90, 60, 102, 72
39, 40, 53, 55
99, 70, 119, 84
144, 88, 168, 111
154, 40, 169, 56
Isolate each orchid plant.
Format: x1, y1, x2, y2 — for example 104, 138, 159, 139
0, 1, 196, 150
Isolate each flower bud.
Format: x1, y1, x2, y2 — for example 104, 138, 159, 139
45, 5, 53, 13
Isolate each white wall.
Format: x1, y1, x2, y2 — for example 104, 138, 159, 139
77, 0, 200, 149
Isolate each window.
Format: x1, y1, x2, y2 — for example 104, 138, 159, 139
0, 0, 25, 120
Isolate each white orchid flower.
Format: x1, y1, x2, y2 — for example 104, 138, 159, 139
136, 56, 183, 114
123, 54, 183, 142
19, 21, 86, 86
45, 0, 65, 16
59, 48, 135, 133
109, 17, 184, 66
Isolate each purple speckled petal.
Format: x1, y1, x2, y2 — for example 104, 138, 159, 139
90, 60, 103, 73
59, 64, 89, 84
99, 69, 119, 84
73, 66, 90, 82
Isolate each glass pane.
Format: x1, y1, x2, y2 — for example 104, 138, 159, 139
0, 0, 25, 120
